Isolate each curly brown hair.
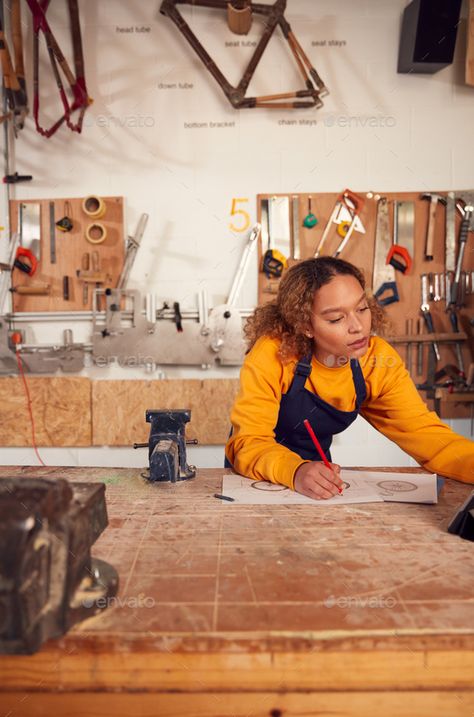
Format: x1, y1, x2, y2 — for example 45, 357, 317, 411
245, 257, 388, 362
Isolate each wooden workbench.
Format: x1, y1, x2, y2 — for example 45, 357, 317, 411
1, 466, 473, 716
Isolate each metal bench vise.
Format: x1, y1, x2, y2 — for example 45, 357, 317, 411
136, 409, 196, 482
448, 489, 474, 542
0, 477, 118, 654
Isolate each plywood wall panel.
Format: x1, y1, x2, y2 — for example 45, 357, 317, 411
0, 377, 91, 446
92, 379, 240, 446
10, 196, 124, 312
467, 0, 474, 86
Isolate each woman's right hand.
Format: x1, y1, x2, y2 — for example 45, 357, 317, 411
294, 461, 343, 500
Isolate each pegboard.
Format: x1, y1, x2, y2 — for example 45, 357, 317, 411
9, 196, 125, 312
257, 191, 474, 419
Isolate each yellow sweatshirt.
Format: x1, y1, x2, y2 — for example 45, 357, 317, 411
225, 335, 474, 488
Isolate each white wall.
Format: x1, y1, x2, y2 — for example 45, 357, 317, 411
1, 0, 473, 468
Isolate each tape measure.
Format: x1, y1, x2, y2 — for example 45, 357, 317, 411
336, 221, 350, 237
262, 248, 287, 278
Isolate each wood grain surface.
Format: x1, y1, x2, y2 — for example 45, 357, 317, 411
0, 466, 473, 717
0, 692, 473, 717
0, 691, 473, 717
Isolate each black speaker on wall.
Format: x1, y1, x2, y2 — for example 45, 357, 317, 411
398, 0, 463, 74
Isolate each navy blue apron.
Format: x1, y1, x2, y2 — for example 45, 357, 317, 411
274, 354, 367, 462
225, 354, 367, 468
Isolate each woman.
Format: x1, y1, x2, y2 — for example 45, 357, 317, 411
225, 257, 474, 500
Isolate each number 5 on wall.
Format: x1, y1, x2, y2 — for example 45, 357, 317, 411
229, 198, 250, 233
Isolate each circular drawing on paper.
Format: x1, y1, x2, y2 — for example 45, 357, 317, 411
376, 480, 417, 492
251, 481, 288, 492
342, 481, 350, 490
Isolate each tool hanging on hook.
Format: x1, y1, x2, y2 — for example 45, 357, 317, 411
0, 0, 28, 133
117, 214, 148, 290
449, 200, 473, 307
227, 223, 260, 306
420, 273, 440, 362
421, 192, 446, 262
313, 189, 364, 258
303, 196, 318, 228
56, 200, 73, 232
373, 197, 399, 306
291, 196, 301, 259
14, 247, 38, 276
332, 190, 365, 257
0, 233, 20, 312
3, 173, 32, 184
261, 197, 288, 278
386, 200, 414, 274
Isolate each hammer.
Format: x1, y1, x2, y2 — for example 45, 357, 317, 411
421, 193, 446, 261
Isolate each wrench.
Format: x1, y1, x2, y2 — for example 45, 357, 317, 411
421, 193, 446, 261
421, 273, 440, 362
447, 309, 465, 377
450, 202, 473, 306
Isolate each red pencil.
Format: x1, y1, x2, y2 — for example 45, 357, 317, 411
303, 419, 343, 494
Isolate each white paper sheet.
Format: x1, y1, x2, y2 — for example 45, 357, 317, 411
221, 472, 384, 506
345, 470, 439, 504
221, 470, 438, 506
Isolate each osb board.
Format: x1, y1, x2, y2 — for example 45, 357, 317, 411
467, 0, 474, 86
0, 377, 91, 446
257, 191, 474, 419
10, 196, 124, 312
92, 379, 240, 446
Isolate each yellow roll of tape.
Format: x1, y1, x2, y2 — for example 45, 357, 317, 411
85, 222, 107, 244
336, 220, 350, 238
82, 195, 106, 219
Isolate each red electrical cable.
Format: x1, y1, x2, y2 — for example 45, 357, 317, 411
16, 350, 46, 466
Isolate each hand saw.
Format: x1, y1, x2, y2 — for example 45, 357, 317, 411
19, 202, 41, 261
387, 200, 414, 274
313, 189, 364, 258
373, 197, 399, 306
332, 190, 365, 257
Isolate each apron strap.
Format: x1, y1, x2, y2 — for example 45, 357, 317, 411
350, 359, 367, 408
287, 354, 312, 393
288, 355, 367, 408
